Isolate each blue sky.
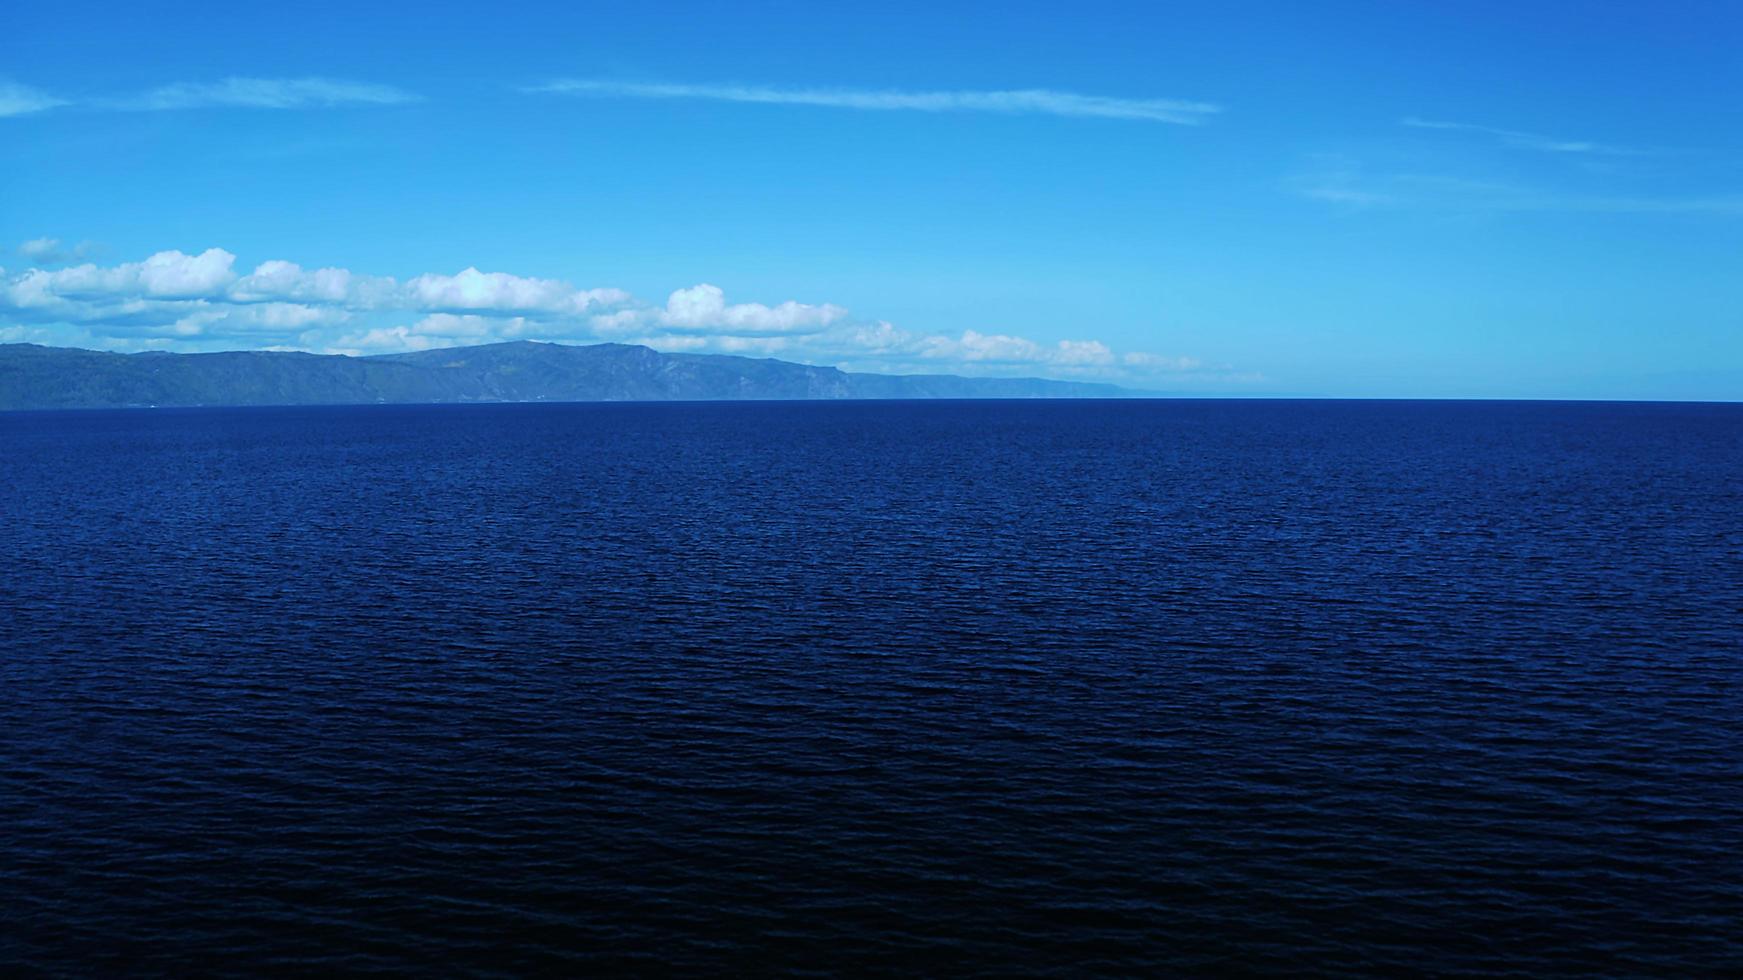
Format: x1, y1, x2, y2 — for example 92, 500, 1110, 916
3, 0, 1740, 398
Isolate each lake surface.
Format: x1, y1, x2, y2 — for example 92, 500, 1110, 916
3, 400, 1740, 975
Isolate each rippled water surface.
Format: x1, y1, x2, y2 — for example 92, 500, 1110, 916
3, 400, 1741, 975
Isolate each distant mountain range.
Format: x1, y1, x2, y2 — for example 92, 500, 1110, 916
0, 341, 1138, 410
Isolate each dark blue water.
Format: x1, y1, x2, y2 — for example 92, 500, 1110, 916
3, 400, 1740, 975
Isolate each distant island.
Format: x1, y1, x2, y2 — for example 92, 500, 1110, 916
0, 340, 1139, 410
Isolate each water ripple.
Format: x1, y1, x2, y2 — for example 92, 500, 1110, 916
2, 400, 1740, 975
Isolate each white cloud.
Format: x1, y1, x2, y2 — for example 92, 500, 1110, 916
20, 238, 62, 261
0, 251, 638, 337
633, 334, 708, 352
0, 283, 347, 338
1, 77, 418, 118
1293, 164, 1743, 216
134, 248, 240, 297
1402, 117, 1643, 156
229, 259, 397, 306
41, 248, 240, 300
659, 283, 846, 334
404, 313, 522, 337
329, 313, 544, 354
625, 333, 796, 356
404, 267, 628, 316
3, 250, 240, 324
918, 330, 1118, 366
589, 308, 649, 336
0, 81, 66, 117
622, 319, 1209, 383
589, 283, 846, 337
2, 244, 1218, 382
166, 302, 348, 339
532, 79, 1221, 125
107, 77, 420, 111
843, 320, 910, 353
221, 302, 346, 331
1124, 351, 1202, 371
16, 237, 100, 265
329, 325, 457, 355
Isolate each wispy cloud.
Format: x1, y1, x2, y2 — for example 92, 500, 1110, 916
1, 77, 419, 118
1293, 165, 1743, 216
103, 77, 420, 111
16, 238, 96, 265
1402, 117, 1645, 156
0, 81, 67, 117
530, 79, 1221, 124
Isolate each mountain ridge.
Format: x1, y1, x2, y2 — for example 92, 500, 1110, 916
0, 340, 1141, 410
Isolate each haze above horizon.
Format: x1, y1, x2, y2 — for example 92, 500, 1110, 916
3, 1, 1739, 400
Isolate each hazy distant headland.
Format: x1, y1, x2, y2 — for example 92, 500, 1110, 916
0, 340, 1138, 410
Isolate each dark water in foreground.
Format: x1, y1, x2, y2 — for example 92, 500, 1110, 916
2, 400, 1740, 975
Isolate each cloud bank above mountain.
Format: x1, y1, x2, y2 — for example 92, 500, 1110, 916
0, 243, 1229, 384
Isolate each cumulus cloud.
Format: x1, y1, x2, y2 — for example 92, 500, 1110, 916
590, 283, 846, 337
164, 302, 349, 339
1123, 351, 1202, 371
330, 313, 545, 354
921, 331, 1118, 366
229, 259, 397, 306
0, 249, 636, 345
531, 79, 1221, 125
3, 250, 630, 325
1, 243, 1217, 382
3, 249, 242, 329
331, 325, 455, 354
660, 283, 846, 333
817, 323, 1130, 370
660, 326, 1215, 384
404, 268, 628, 316
614, 318, 1213, 383
25, 248, 241, 301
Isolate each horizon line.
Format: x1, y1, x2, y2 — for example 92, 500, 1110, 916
4, 338, 1735, 404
